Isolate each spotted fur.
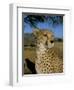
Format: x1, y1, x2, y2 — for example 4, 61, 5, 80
33, 29, 63, 74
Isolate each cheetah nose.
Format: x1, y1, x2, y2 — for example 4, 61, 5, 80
50, 40, 54, 43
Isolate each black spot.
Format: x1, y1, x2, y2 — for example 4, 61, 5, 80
50, 40, 54, 43
45, 41, 48, 45
46, 63, 48, 66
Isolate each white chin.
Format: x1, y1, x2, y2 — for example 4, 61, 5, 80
48, 43, 54, 48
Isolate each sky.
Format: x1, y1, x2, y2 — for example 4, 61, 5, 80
24, 16, 63, 39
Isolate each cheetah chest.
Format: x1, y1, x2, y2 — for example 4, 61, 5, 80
35, 50, 53, 73
35, 49, 63, 74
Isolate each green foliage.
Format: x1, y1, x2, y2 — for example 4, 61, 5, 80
24, 15, 63, 28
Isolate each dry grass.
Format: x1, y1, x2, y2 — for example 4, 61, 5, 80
24, 47, 36, 63
54, 41, 63, 51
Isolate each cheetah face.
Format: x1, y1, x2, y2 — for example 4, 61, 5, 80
33, 29, 54, 49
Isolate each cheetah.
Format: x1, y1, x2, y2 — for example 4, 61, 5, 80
33, 29, 63, 74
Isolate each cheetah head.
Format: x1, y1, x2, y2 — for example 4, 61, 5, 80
33, 29, 54, 49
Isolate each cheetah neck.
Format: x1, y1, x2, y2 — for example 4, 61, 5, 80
36, 43, 47, 55
36, 42, 54, 57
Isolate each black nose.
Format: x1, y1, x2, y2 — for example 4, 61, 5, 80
50, 40, 54, 43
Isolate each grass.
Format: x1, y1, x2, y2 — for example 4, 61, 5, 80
24, 47, 36, 63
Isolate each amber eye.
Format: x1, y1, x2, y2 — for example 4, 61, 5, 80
50, 40, 54, 43
44, 34, 47, 36
34, 36, 37, 40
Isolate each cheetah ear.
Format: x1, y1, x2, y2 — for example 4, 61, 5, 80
32, 29, 39, 36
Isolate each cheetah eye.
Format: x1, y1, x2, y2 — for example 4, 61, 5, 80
34, 36, 37, 39
50, 40, 54, 43
35, 37, 37, 39
44, 34, 47, 36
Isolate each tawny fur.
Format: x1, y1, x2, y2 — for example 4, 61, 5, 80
33, 29, 63, 74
